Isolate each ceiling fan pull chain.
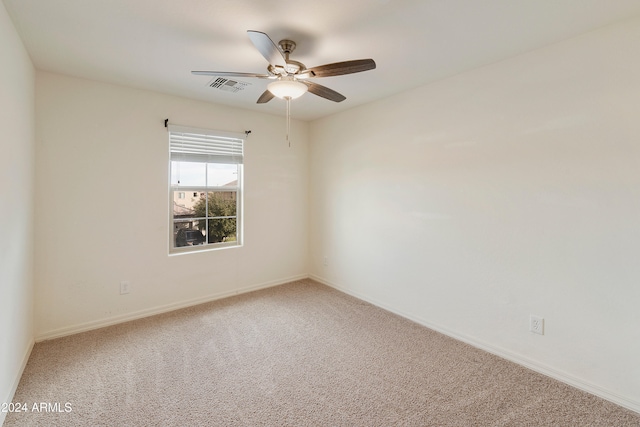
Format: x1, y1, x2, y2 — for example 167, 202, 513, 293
286, 97, 291, 148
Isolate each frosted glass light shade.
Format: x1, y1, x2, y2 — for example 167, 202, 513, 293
268, 79, 308, 99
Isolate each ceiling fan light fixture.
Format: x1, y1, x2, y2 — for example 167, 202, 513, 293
267, 79, 308, 99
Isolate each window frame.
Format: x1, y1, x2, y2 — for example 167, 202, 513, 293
168, 125, 244, 255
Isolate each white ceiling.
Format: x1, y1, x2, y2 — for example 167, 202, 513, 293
4, 0, 640, 121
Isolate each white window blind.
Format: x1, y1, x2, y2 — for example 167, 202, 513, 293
168, 125, 244, 164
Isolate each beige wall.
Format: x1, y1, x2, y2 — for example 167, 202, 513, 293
0, 2, 35, 424
34, 72, 309, 339
309, 17, 640, 411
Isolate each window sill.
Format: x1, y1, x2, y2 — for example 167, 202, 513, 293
169, 242, 242, 256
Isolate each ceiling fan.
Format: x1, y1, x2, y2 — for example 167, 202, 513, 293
192, 30, 376, 104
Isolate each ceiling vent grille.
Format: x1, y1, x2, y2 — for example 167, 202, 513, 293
208, 77, 251, 93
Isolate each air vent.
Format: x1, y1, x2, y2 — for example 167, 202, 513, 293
208, 77, 251, 93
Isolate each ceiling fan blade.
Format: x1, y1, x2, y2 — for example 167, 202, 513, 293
307, 59, 376, 78
303, 81, 346, 102
247, 30, 286, 66
191, 71, 271, 79
256, 90, 275, 104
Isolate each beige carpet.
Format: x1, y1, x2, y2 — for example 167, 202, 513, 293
5, 279, 640, 426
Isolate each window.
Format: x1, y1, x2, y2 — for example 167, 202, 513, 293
168, 125, 244, 253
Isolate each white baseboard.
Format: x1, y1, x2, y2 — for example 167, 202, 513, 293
309, 274, 640, 415
1, 338, 34, 427
35, 274, 308, 342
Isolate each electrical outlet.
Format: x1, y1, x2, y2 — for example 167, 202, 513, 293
530, 315, 544, 335
323, 256, 328, 267
120, 281, 131, 295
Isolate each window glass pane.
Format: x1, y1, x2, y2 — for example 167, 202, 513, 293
207, 163, 238, 187
180, 192, 205, 220
206, 191, 237, 218
174, 225, 206, 248
172, 191, 201, 221
207, 218, 237, 244
171, 161, 206, 187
